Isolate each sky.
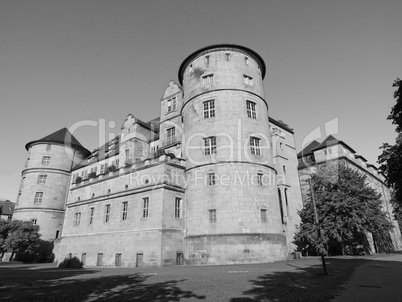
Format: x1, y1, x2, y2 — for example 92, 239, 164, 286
1, 0, 401, 201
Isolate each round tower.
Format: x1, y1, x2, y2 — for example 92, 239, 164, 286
179, 44, 287, 264
13, 128, 90, 240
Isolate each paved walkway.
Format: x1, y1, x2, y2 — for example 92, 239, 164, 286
335, 253, 402, 302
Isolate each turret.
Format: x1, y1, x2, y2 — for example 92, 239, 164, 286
179, 44, 288, 264
13, 128, 90, 240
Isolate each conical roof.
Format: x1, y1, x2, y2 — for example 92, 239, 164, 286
25, 128, 90, 156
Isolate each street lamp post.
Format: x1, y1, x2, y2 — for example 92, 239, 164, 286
308, 177, 328, 275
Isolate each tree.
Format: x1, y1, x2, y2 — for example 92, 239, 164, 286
294, 163, 394, 256
378, 78, 402, 228
0, 219, 11, 258
1, 220, 41, 260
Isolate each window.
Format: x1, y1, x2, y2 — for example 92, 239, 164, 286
278, 189, 285, 224
207, 173, 216, 186
167, 97, 177, 113
257, 173, 263, 186
283, 165, 286, 174
74, 212, 81, 226
115, 253, 122, 267
122, 201, 128, 221
261, 209, 267, 223
125, 149, 129, 157
91, 167, 97, 174
105, 204, 111, 223
82, 253, 87, 265
243, 75, 253, 86
246, 100, 256, 119
167, 127, 175, 145
72, 173, 77, 184
205, 55, 210, 64
209, 210, 216, 223
203, 100, 215, 119
89, 207, 94, 225
225, 53, 231, 61
46, 144, 51, 151
83, 170, 88, 179
189, 64, 193, 72
250, 137, 261, 156
204, 136, 217, 155
175, 197, 182, 218
284, 188, 290, 217
143, 197, 149, 218
42, 156, 50, 165
245, 57, 249, 65
31, 218, 37, 224
55, 230, 60, 239
37, 174, 47, 184
100, 164, 105, 174
34, 192, 43, 203
202, 74, 214, 85
115, 159, 119, 168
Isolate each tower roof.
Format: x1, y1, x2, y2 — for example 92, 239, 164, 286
178, 44, 266, 85
25, 127, 91, 156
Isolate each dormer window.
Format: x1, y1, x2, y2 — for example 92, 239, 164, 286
167, 97, 177, 113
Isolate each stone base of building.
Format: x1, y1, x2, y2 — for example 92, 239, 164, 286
184, 233, 288, 265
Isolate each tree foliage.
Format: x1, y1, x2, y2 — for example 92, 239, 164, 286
294, 163, 394, 255
378, 78, 402, 226
0, 220, 41, 260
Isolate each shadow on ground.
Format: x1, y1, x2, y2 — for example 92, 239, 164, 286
231, 258, 366, 302
0, 266, 206, 302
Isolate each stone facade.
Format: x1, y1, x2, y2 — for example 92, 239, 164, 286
17, 45, 304, 267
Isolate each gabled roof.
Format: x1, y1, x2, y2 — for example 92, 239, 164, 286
297, 140, 320, 158
25, 128, 90, 156
269, 117, 294, 134
311, 135, 356, 154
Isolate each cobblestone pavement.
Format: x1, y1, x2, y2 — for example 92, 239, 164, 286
0, 255, 387, 302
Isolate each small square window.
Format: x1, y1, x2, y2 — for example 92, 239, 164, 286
204, 136, 217, 155
243, 75, 253, 86
202, 74, 214, 85
250, 137, 261, 156
209, 209, 216, 223
207, 173, 216, 186
37, 174, 47, 184
34, 192, 43, 203
42, 156, 50, 165
203, 100, 215, 119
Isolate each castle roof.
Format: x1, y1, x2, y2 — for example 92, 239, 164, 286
297, 140, 321, 158
0, 199, 15, 216
311, 135, 356, 153
269, 117, 294, 134
25, 127, 91, 157
178, 44, 266, 85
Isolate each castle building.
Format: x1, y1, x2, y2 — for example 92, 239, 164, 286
13, 128, 90, 240
14, 44, 304, 266
298, 135, 402, 253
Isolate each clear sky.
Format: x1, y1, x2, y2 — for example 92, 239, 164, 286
1, 0, 401, 201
